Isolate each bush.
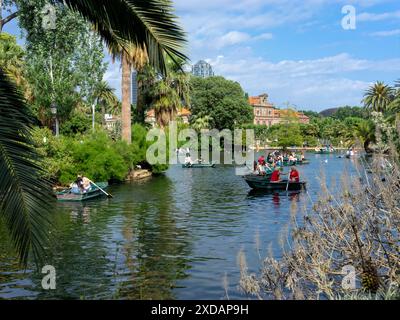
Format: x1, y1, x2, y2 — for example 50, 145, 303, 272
32, 125, 164, 185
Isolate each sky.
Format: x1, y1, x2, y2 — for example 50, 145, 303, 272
3, 0, 400, 111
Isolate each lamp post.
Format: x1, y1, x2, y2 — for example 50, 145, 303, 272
50, 103, 59, 137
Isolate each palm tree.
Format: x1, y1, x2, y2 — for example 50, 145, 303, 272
0, 70, 53, 265
191, 115, 213, 132
93, 80, 118, 125
363, 81, 395, 113
0, 0, 186, 265
152, 57, 191, 127
355, 120, 376, 153
388, 79, 400, 115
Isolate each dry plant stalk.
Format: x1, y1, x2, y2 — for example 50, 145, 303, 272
239, 148, 400, 300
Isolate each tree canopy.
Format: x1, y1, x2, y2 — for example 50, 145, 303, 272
190, 76, 253, 131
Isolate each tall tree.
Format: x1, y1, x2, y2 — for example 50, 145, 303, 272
93, 80, 118, 125
152, 58, 190, 127
190, 76, 253, 130
19, 1, 107, 126
363, 81, 395, 113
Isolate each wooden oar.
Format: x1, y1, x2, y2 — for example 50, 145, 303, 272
89, 180, 113, 198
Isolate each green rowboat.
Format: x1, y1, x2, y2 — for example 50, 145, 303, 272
243, 175, 306, 191
56, 182, 108, 202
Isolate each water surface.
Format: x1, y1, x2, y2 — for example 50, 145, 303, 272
0, 152, 359, 299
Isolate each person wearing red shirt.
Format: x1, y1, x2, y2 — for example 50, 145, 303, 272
289, 166, 300, 182
270, 168, 281, 182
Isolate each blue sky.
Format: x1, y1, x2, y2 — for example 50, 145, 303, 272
3, 0, 400, 111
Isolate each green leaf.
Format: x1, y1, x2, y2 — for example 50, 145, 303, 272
0, 69, 54, 266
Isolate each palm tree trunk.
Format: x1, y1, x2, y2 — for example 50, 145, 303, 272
121, 52, 132, 144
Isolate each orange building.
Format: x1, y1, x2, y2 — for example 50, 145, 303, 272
249, 93, 309, 126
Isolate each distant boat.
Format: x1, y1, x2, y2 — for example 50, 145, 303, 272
243, 174, 306, 191
314, 149, 335, 154
269, 159, 310, 166
56, 182, 108, 202
182, 163, 216, 168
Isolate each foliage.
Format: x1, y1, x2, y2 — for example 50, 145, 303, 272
330, 106, 368, 120
267, 123, 304, 148
18, 0, 107, 124
60, 110, 92, 136
190, 76, 253, 130
363, 81, 395, 113
0, 69, 53, 266
32, 124, 168, 184
0, 32, 26, 87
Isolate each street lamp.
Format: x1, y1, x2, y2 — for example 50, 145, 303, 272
50, 103, 59, 137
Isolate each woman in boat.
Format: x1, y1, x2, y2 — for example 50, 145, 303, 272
289, 166, 300, 182
270, 167, 281, 182
184, 153, 193, 165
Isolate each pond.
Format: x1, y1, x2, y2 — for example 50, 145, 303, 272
0, 152, 361, 299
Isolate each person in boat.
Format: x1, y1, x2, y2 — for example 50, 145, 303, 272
184, 153, 193, 165
257, 162, 266, 176
75, 175, 84, 191
70, 182, 81, 194
82, 176, 91, 192
289, 166, 300, 182
288, 153, 297, 163
264, 161, 273, 174
258, 155, 265, 165
270, 167, 281, 182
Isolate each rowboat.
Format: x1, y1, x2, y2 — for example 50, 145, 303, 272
56, 182, 108, 202
270, 160, 310, 167
182, 163, 216, 168
314, 150, 334, 154
243, 175, 306, 191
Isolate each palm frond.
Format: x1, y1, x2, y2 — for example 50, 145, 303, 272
60, 0, 188, 75
0, 69, 54, 266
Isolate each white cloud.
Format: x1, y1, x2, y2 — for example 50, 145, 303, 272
370, 29, 400, 37
358, 10, 400, 22
208, 53, 400, 110
253, 33, 274, 40
215, 31, 273, 48
218, 31, 251, 48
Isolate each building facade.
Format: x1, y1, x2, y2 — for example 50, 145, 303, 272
131, 70, 138, 106
249, 94, 309, 126
192, 60, 214, 78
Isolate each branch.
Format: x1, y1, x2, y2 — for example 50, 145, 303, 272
0, 10, 19, 29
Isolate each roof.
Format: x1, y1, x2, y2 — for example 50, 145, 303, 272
146, 108, 191, 118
